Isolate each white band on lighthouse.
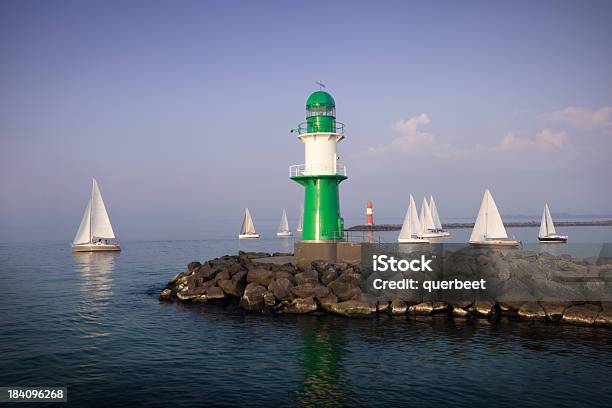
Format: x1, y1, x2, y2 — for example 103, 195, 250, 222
299, 132, 344, 176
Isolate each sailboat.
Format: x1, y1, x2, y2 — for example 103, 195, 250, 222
276, 209, 292, 237
72, 178, 121, 252
398, 194, 429, 243
296, 204, 303, 233
469, 189, 520, 247
417, 197, 444, 239
426, 195, 451, 237
538, 204, 568, 242
238, 208, 260, 239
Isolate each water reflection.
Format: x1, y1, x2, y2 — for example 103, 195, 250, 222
298, 318, 350, 407
73, 251, 118, 339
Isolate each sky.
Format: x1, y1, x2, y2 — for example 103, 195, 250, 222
1, 0, 611, 241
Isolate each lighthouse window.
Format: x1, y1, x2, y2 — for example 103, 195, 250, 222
307, 107, 335, 117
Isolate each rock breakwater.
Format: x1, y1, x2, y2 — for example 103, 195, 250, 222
159, 251, 612, 328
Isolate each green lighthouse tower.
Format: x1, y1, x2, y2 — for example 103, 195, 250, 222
290, 90, 347, 241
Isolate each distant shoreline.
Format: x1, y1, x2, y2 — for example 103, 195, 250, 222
347, 219, 612, 231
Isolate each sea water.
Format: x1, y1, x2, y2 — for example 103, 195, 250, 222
1, 223, 612, 406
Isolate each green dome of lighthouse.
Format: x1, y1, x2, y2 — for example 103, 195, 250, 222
306, 91, 335, 108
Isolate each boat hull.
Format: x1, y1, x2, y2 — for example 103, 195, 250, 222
419, 231, 451, 238
276, 232, 292, 238
469, 239, 520, 247
238, 234, 260, 240
539, 235, 568, 243
398, 238, 430, 243
72, 244, 121, 252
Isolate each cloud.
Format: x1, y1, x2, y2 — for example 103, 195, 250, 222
365, 114, 569, 159
498, 129, 569, 151
540, 106, 612, 129
368, 113, 435, 154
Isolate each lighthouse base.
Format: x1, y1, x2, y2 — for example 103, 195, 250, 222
294, 241, 362, 271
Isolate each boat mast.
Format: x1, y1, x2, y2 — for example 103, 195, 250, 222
485, 190, 489, 239
89, 178, 94, 244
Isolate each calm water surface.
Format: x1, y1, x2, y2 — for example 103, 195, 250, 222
1, 229, 612, 407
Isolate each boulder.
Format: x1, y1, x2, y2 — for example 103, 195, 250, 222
320, 267, 339, 286
274, 270, 295, 284
473, 300, 495, 317
390, 300, 407, 315
228, 263, 245, 277
187, 261, 202, 273
159, 288, 172, 301
232, 270, 247, 284
247, 268, 275, 287
328, 281, 361, 301
295, 270, 319, 285
327, 300, 375, 317
176, 290, 199, 301
205, 286, 225, 301
432, 302, 448, 313
319, 294, 338, 310
284, 297, 318, 314
268, 278, 294, 301
239, 283, 267, 311
311, 260, 331, 272
169, 272, 188, 285
518, 301, 547, 320
452, 306, 469, 317
217, 279, 245, 298
239, 251, 270, 261
562, 304, 601, 325
594, 302, 612, 327
193, 295, 207, 303
408, 302, 433, 315
214, 270, 231, 282
539, 300, 571, 322
377, 301, 390, 314
196, 263, 216, 281
335, 268, 362, 286
290, 283, 330, 299
263, 291, 277, 309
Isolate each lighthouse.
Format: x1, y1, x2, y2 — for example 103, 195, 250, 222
290, 90, 347, 241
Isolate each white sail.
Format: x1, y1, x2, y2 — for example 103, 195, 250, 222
278, 209, 290, 233
429, 195, 443, 230
297, 205, 303, 232
73, 200, 92, 245
470, 189, 508, 242
73, 179, 116, 245
241, 208, 257, 235
90, 179, 116, 239
419, 197, 435, 231
410, 195, 422, 236
539, 203, 557, 237
398, 196, 414, 240
545, 204, 556, 234
539, 205, 548, 238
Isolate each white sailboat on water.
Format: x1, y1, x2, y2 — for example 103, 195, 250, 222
426, 195, 451, 237
238, 208, 260, 239
469, 189, 520, 247
72, 178, 120, 252
417, 197, 446, 239
276, 209, 292, 238
398, 194, 429, 243
296, 204, 303, 233
538, 203, 567, 242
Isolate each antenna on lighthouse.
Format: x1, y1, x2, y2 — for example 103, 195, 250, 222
316, 81, 325, 90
